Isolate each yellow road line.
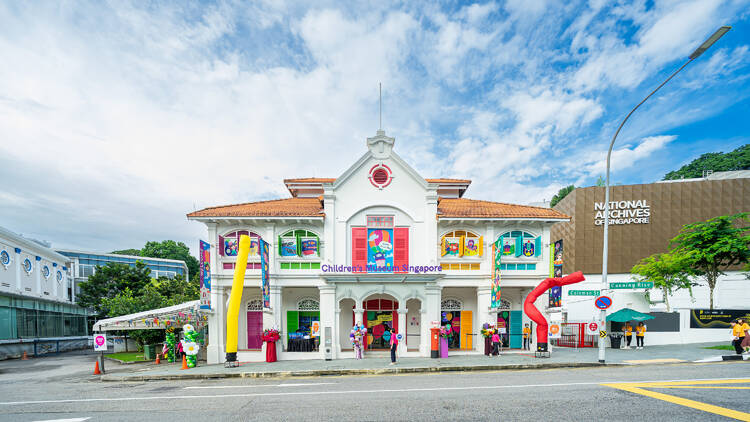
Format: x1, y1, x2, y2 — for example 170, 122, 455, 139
651, 386, 750, 390
623, 358, 685, 364
602, 379, 750, 421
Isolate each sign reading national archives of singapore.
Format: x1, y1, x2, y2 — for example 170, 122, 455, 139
593, 200, 651, 225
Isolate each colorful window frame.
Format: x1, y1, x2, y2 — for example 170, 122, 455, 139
279, 262, 321, 270
440, 230, 483, 258
278, 230, 320, 258
220, 231, 261, 257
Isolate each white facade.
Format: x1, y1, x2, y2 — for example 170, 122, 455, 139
0, 225, 72, 304
189, 130, 569, 363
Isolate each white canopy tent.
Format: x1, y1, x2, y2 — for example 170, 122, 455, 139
93, 300, 207, 331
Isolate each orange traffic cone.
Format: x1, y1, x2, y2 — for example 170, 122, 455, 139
155, 354, 160, 365
181, 354, 188, 370
94, 361, 101, 375
21, 351, 29, 360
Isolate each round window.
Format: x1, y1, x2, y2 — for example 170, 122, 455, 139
23, 258, 32, 274
368, 164, 392, 188
0, 250, 9, 267
43, 265, 50, 279
56, 271, 63, 282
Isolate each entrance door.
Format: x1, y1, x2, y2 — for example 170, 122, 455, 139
247, 311, 262, 349
497, 310, 510, 347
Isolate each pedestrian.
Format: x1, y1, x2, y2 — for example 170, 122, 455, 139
635, 322, 646, 349
739, 318, 750, 354
522, 323, 531, 350
731, 320, 744, 355
389, 329, 399, 365
623, 321, 633, 349
491, 330, 500, 356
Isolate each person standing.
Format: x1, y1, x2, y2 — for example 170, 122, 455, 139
522, 324, 531, 350
731, 320, 744, 354
635, 322, 646, 349
491, 331, 500, 356
623, 322, 633, 349
739, 318, 750, 353
389, 329, 399, 365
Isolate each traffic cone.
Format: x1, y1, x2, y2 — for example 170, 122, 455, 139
181, 354, 188, 370
155, 354, 160, 365
21, 351, 29, 360
93, 361, 101, 375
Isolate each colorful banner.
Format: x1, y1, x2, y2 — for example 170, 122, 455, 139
280, 237, 297, 256
224, 238, 238, 256
367, 228, 393, 272
522, 239, 535, 257
199, 240, 211, 310
301, 239, 318, 256
501, 237, 515, 256
260, 239, 270, 309
443, 237, 460, 256
549, 239, 563, 308
491, 241, 502, 308
463, 237, 481, 256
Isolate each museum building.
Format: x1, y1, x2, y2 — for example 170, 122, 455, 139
188, 130, 569, 363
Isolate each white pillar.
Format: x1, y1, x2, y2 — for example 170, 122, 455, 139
15, 249, 22, 291
397, 308, 407, 356
35, 258, 41, 296
353, 307, 364, 325
207, 285, 226, 364
476, 286, 491, 353
422, 285, 441, 356
319, 285, 336, 359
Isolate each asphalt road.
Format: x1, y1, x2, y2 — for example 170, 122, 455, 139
1, 352, 749, 421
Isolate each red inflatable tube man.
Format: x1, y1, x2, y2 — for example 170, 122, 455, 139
523, 271, 585, 352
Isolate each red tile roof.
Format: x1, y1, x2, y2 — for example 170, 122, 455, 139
426, 178, 471, 184
437, 198, 569, 219
283, 177, 471, 185
187, 197, 324, 218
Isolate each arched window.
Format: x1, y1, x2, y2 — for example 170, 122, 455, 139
278, 229, 319, 258
440, 230, 483, 258
219, 231, 261, 257
441, 298, 463, 311
297, 298, 320, 311
496, 231, 541, 259
246, 299, 263, 311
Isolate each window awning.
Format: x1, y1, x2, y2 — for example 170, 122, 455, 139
92, 300, 207, 331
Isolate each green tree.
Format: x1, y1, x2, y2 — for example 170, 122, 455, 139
77, 262, 152, 319
140, 240, 199, 282
595, 176, 605, 187
110, 248, 141, 256
631, 252, 697, 312
550, 185, 575, 208
663, 144, 749, 180
671, 213, 750, 309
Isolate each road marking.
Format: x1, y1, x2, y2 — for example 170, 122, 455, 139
184, 382, 335, 390
602, 379, 750, 421
652, 386, 750, 390
1, 377, 748, 406
32, 419, 90, 422
623, 359, 685, 364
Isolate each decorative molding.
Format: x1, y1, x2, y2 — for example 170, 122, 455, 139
440, 298, 463, 311
297, 298, 320, 311
246, 299, 263, 311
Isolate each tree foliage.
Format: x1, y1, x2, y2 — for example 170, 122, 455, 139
550, 185, 575, 208
77, 261, 152, 319
670, 213, 750, 309
663, 144, 749, 180
111, 240, 199, 282
631, 251, 697, 312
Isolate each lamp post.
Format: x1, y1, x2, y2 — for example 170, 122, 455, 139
598, 26, 731, 363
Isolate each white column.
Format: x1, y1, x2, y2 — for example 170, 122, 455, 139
421, 285, 441, 356
476, 286, 491, 353
397, 308, 407, 356
69, 270, 75, 303
207, 285, 226, 364
35, 258, 41, 295
334, 308, 341, 355
323, 190, 335, 265
319, 284, 336, 359
15, 249, 21, 291
353, 307, 364, 325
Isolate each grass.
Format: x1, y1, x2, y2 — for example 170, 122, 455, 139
107, 352, 146, 362
703, 345, 735, 351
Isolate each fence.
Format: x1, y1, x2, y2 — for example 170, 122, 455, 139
550, 323, 597, 348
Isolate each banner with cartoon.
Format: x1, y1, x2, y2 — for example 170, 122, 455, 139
367, 228, 393, 272
279, 237, 297, 256
301, 239, 318, 256
491, 241, 502, 308
260, 239, 270, 309
463, 236, 483, 257
199, 240, 211, 310
441, 237, 461, 257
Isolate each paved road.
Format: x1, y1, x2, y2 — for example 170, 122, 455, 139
1, 353, 749, 421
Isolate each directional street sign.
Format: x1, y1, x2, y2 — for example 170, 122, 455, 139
569, 290, 600, 296
594, 296, 613, 310
609, 281, 654, 289
599, 330, 607, 339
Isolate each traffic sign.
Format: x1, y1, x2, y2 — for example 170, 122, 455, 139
396, 333, 403, 341
549, 323, 561, 338
586, 322, 599, 336
599, 330, 607, 338
594, 296, 613, 310
94, 334, 107, 352
609, 281, 654, 289
569, 290, 600, 296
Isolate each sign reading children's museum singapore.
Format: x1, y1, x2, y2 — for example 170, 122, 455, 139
593, 200, 651, 226
322, 264, 442, 273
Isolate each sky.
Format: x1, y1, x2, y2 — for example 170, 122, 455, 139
1, 0, 749, 255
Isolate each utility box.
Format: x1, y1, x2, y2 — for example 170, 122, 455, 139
324, 327, 333, 361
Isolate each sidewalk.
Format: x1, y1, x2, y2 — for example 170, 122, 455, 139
99, 342, 745, 381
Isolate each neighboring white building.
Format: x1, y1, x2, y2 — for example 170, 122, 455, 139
188, 130, 570, 363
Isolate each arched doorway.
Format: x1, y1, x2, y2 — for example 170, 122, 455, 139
405, 298, 421, 350
246, 299, 263, 349
362, 295, 398, 350
496, 298, 512, 347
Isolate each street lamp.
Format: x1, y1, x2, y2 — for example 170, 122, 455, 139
598, 26, 731, 363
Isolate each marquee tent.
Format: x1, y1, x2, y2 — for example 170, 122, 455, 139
92, 300, 207, 331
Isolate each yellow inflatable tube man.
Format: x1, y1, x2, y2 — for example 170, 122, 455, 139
225, 234, 251, 366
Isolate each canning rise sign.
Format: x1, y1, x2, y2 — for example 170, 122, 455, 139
594, 200, 650, 226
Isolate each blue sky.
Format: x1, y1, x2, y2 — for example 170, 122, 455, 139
0, 0, 748, 254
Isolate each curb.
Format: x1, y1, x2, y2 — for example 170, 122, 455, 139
104, 357, 150, 365
100, 362, 610, 382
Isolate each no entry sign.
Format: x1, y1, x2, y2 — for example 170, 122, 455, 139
586, 322, 600, 335
594, 296, 612, 310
